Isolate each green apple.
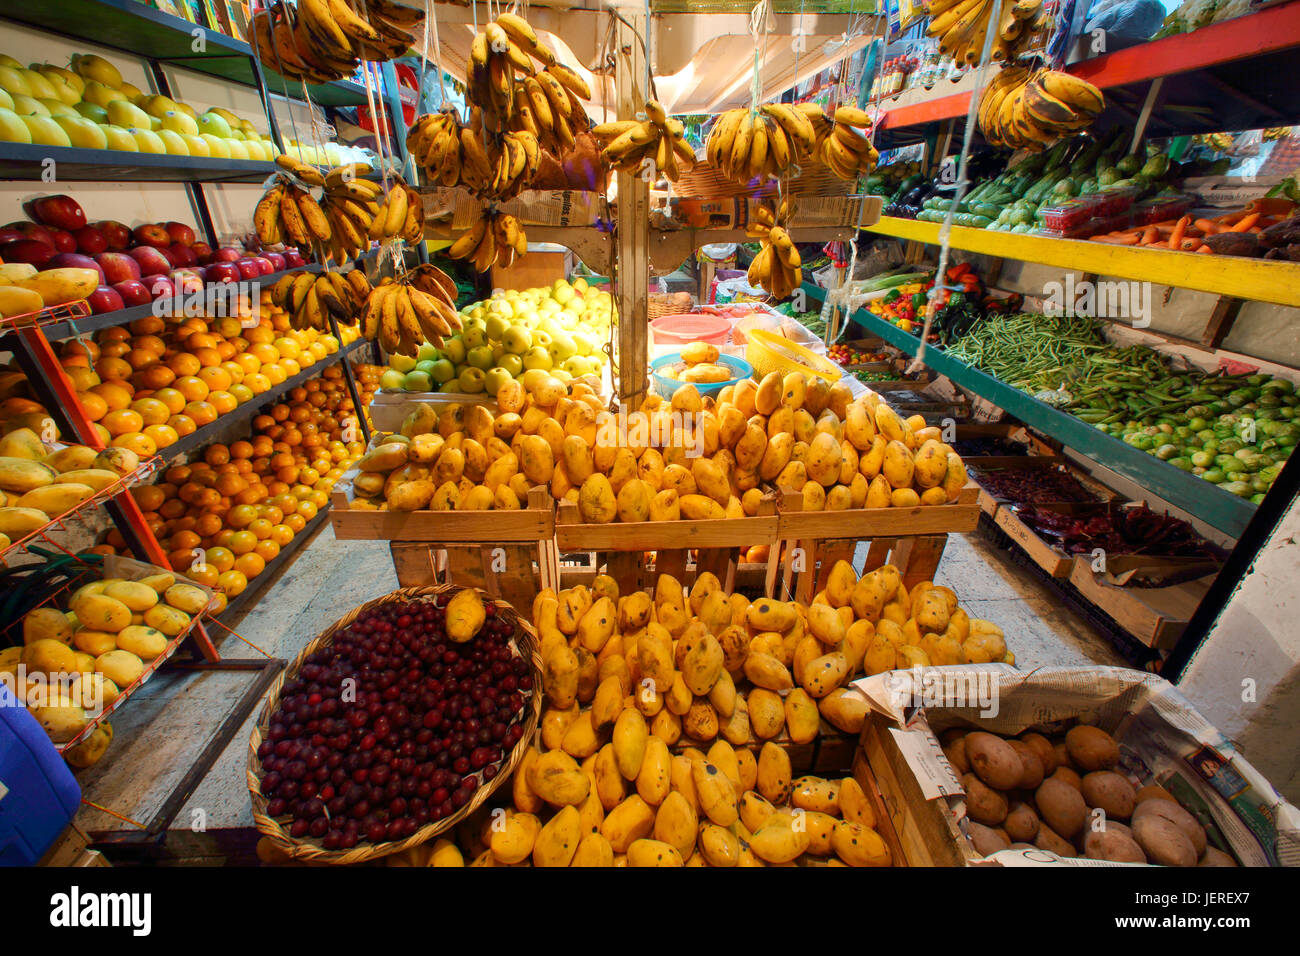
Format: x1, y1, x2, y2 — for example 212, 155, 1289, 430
458, 367, 486, 393
196, 111, 232, 138
73, 101, 108, 123
485, 313, 510, 341
484, 367, 514, 395
379, 369, 406, 389
414, 359, 438, 375
502, 324, 532, 354
440, 380, 462, 393
466, 345, 495, 371
429, 358, 456, 384
491, 343, 507, 362
523, 346, 553, 371
389, 353, 417, 373
461, 324, 487, 349
498, 353, 524, 377
442, 338, 466, 364
403, 370, 432, 391
417, 342, 440, 362
548, 333, 577, 364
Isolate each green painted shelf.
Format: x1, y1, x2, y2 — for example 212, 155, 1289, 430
803, 282, 1259, 538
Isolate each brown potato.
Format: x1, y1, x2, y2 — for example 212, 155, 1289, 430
1003, 802, 1040, 843
962, 772, 1008, 826
968, 821, 1011, 857
1133, 815, 1197, 867
1065, 725, 1120, 771
965, 731, 1024, 790
1132, 797, 1206, 857
1018, 732, 1058, 776
1084, 828, 1147, 863
1034, 824, 1077, 857
1007, 739, 1045, 790
1035, 777, 1087, 838
1081, 771, 1137, 821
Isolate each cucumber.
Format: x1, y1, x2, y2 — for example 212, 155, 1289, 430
974, 203, 1004, 219
969, 215, 992, 228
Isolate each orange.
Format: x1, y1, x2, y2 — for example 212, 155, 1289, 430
132, 334, 166, 356
271, 493, 298, 514
220, 360, 245, 384
143, 424, 179, 449
166, 465, 192, 485
79, 391, 109, 422
185, 401, 217, 427
205, 444, 231, 467
174, 376, 209, 402
137, 364, 176, 391
244, 373, 271, 395
99, 341, 131, 360
95, 356, 133, 383
102, 408, 145, 437
259, 505, 284, 524
234, 552, 265, 579
227, 530, 257, 555
195, 513, 223, 538
247, 518, 273, 540
166, 352, 202, 378
132, 485, 166, 512
152, 386, 187, 414
214, 472, 247, 497
184, 332, 217, 350
205, 546, 236, 573
188, 564, 220, 588
213, 529, 236, 549
254, 539, 280, 563
296, 500, 318, 520
125, 348, 160, 371
235, 484, 265, 506
63, 338, 100, 364
129, 315, 165, 336
193, 346, 221, 368
308, 489, 328, 508
234, 352, 261, 375
227, 504, 257, 529
262, 363, 287, 386
229, 383, 254, 405
285, 513, 306, 533
270, 523, 294, 546
91, 382, 133, 412
196, 362, 231, 390
209, 390, 237, 415
281, 359, 302, 378
171, 529, 201, 551
230, 440, 253, 460
167, 414, 197, 437
245, 326, 274, 345
130, 397, 171, 427
216, 569, 247, 597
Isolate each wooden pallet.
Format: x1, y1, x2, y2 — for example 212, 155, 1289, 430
772, 483, 981, 601
552, 493, 782, 596
330, 477, 560, 618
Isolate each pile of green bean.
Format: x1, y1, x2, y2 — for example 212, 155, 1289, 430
944, 313, 1113, 394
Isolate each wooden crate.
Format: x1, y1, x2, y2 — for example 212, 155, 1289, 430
992, 505, 1073, 579
968, 458, 1121, 511
552, 494, 781, 596
1067, 557, 1214, 650
330, 476, 559, 618
859, 712, 981, 867
772, 484, 981, 601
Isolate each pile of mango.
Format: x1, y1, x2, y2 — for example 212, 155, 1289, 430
2, 568, 212, 767
345, 367, 971, 517
0, 425, 142, 549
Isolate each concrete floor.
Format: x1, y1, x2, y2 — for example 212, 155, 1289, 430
67, 523, 1128, 839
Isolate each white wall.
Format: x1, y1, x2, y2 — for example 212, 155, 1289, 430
1178, 499, 1300, 803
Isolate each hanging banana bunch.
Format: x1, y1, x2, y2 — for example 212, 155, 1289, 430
268, 266, 371, 332
808, 104, 879, 181
249, 0, 422, 84
447, 210, 528, 274
359, 265, 463, 358
591, 100, 694, 182
978, 67, 1104, 150
466, 12, 593, 139
746, 199, 802, 301
709, 102, 830, 184
254, 158, 423, 260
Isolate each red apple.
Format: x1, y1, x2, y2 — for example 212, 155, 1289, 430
74, 225, 108, 256
132, 223, 172, 248
247, 256, 275, 276
28, 195, 86, 232
48, 229, 76, 253
4, 222, 56, 247
168, 243, 197, 267
211, 246, 241, 263
204, 261, 240, 284
48, 252, 105, 282
283, 249, 306, 268
164, 221, 196, 246
112, 279, 151, 307
234, 257, 262, 281
94, 220, 131, 251
191, 241, 212, 263
0, 239, 56, 267
171, 269, 204, 296
146, 275, 175, 300
88, 285, 124, 315
263, 251, 286, 271
128, 246, 172, 277
96, 251, 142, 284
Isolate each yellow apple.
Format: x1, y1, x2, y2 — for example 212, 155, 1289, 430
40, 99, 77, 119
200, 132, 229, 158
21, 114, 71, 147
0, 106, 32, 143
181, 133, 209, 156
0, 54, 21, 70
155, 128, 189, 155
173, 101, 197, 120
0, 88, 11, 112
18, 69, 56, 100
98, 123, 139, 151
53, 114, 107, 149
224, 137, 249, 160
128, 126, 165, 154
242, 138, 268, 161
106, 99, 149, 130
37, 65, 84, 97
81, 80, 126, 108
160, 109, 198, 136
0, 65, 31, 97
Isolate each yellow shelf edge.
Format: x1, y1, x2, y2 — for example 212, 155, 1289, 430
866, 216, 1300, 308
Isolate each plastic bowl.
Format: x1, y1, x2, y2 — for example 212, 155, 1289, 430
651, 352, 753, 399
650, 312, 733, 348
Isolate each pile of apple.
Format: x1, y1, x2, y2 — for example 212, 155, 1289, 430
378, 279, 612, 395
1, 193, 308, 316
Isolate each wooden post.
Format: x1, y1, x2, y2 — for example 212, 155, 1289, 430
615, 7, 650, 409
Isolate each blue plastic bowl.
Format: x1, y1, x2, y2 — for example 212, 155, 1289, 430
651, 352, 754, 399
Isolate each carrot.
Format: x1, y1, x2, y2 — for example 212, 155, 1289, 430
1180, 238, 1201, 251
1168, 215, 1191, 249
1195, 244, 1212, 253
1140, 225, 1160, 245
1195, 218, 1224, 235
1230, 213, 1260, 232
1219, 210, 1249, 225
1243, 197, 1297, 217
1092, 234, 1140, 245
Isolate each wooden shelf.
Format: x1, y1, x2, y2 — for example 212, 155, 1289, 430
802, 282, 1258, 538
865, 216, 1300, 308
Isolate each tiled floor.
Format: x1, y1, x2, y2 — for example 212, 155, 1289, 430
67, 523, 1128, 837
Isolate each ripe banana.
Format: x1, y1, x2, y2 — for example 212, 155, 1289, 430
591, 99, 693, 181
355, 263, 459, 357
747, 202, 802, 301
447, 210, 526, 275
251, 0, 423, 82
977, 66, 1103, 149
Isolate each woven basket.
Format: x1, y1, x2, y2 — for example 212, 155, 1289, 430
649, 292, 693, 320
246, 585, 542, 865
674, 160, 852, 200
745, 328, 843, 382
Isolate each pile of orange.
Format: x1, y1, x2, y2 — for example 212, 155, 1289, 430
98, 364, 367, 613
58, 290, 359, 456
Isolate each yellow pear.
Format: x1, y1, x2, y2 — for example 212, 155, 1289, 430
53, 114, 107, 149
80, 81, 126, 108
10, 94, 47, 116
128, 126, 165, 154
21, 114, 71, 147
98, 123, 138, 151
70, 53, 123, 89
